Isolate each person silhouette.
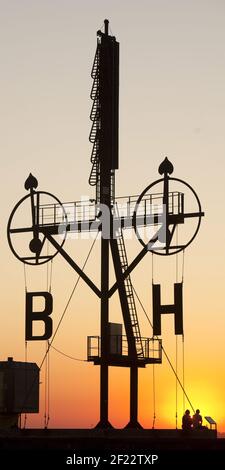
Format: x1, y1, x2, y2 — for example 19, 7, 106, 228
182, 409, 192, 430
192, 409, 202, 429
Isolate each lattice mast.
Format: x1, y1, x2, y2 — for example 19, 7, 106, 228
89, 19, 118, 204
89, 20, 144, 427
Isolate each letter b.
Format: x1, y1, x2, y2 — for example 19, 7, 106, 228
26, 292, 53, 341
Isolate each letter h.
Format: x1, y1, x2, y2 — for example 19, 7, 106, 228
153, 283, 183, 336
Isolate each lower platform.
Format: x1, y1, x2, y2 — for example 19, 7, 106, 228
0, 427, 219, 448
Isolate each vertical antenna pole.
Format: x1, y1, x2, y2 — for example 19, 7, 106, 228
104, 19, 109, 36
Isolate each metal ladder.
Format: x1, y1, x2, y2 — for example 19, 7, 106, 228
89, 45, 100, 188
89, 140, 100, 187
115, 208, 144, 357
111, 170, 115, 204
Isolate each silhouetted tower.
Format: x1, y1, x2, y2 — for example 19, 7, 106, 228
8, 19, 203, 430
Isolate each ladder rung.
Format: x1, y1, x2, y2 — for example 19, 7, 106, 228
116, 226, 144, 357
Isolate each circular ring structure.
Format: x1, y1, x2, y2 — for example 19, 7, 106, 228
7, 191, 68, 265
134, 176, 203, 256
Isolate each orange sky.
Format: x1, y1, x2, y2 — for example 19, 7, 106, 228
0, 0, 225, 432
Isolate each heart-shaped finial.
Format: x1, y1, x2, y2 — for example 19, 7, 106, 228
24, 173, 38, 191
158, 157, 174, 176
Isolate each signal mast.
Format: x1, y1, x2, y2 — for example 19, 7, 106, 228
7, 20, 204, 428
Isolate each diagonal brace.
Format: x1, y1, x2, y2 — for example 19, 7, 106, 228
45, 233, 101, 298
109, 234, 160, 298
108, 246, 147, 298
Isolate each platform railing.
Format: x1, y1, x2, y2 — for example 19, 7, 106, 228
38, 191, 184, 228
87, 335, 162, 363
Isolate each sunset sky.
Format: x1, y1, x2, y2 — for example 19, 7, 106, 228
0, 0, 225, 432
